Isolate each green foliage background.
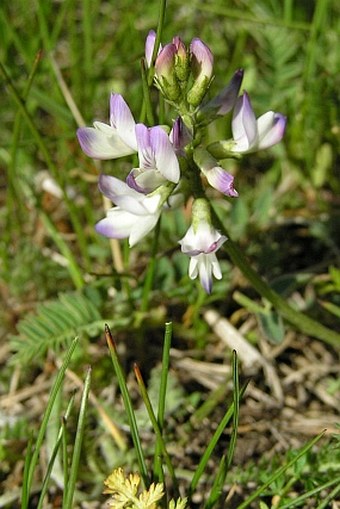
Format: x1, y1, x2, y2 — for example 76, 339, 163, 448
0, 0, 339, 507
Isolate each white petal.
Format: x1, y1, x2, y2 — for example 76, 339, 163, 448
98, 174, 150, 215
142, 194, 162, 214
188, 257, 199, 279
77, 124, 135, 159
131, 168, 167, 194
129, 211, 160, 246
197, 255, 213, 293
211, 254, 223, 279
95, 208, 135, 239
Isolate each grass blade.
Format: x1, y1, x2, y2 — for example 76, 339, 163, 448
236, 430, 327, 509
62, 367, 91, 509
279, 476, 340, 509
204, 351, 240, 509
105, 324, 149, 487
134, 363, 179, 495
36, 394, 75, 509
21, 337, 78, 509
189, 382, 248, 498
153, 322, 172, 481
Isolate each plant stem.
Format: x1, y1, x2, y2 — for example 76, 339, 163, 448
150, 0, 167, 71
211, 205, 340, 348
140, 217, 162, 313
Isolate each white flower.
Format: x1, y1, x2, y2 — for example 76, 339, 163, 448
230, 92, 286, 154
77, 94, 137, 159
179, 220, 227, 293
96, 174, 162, 247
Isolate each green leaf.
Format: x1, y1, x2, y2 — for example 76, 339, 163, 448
258, 309, 285, 344
10, 291, 104, 365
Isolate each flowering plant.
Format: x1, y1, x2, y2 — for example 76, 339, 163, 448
77, 31, 286, 293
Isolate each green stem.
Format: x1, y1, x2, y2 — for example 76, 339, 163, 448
150, 0, 167, 72
210, 205, 340, 348
141, 58, 155, 125
140, 217, 162, 313
62, 367, 91, 509
153, 322, 172, 480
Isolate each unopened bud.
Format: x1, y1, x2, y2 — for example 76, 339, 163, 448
187, 38, 214, 107
155, 44, 181, 102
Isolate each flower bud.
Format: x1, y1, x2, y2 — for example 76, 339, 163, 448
145, 29, 161, 68
169, 117, 192, 154
194, 147, 238, 197
187, 38, 214, 107
155, 43, 181, 102
172, 36, 189, 82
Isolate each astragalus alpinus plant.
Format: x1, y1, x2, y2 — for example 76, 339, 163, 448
77, 31, 286, 295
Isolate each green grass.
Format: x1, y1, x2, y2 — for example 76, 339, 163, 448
0, 0, 339, 507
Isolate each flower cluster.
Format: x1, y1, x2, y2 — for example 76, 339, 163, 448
77, 31, 286, 293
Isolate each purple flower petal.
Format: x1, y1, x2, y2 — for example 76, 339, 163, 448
213, 69, 244, 115
126, 171, 146, 193
257, 112, 287, 149
127, 168, 166, 194
232, 93, 257, 150
145, 30, 157, 67
169, 117, 192, 153
190, 38, 213, 80
155, 43, 177, 79
172, 36, 186, 59
135, 124, 153, 169
204, 166, 239, 197
150, 127, 180, 183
